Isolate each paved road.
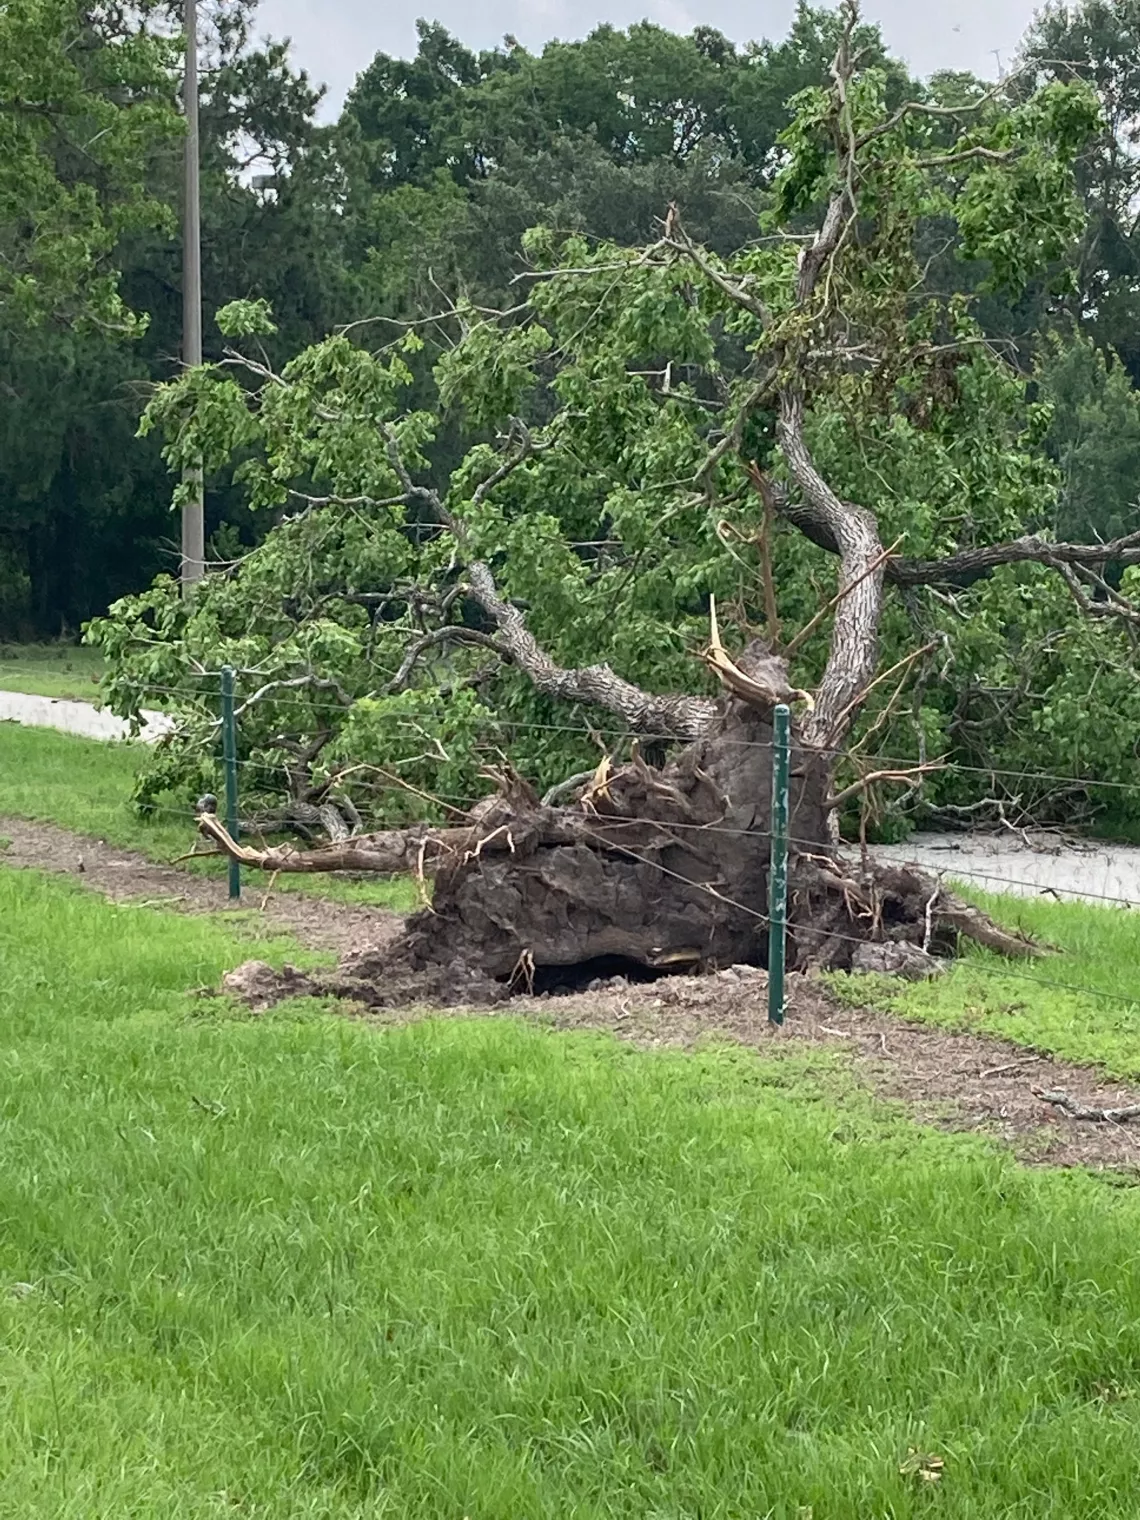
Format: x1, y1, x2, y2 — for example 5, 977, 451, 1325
876, 830, 1140, 910
0, 690, 172, 743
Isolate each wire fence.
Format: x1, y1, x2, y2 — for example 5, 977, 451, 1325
123, 676, 1140, 802
57, 671, 1140, 1014
120, 676, 1140, 866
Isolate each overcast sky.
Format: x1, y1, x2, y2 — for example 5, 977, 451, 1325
254, 0, 1044, 119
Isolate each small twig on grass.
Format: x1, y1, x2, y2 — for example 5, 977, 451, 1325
191, 1095, 228, 1117
116, 896, 188, 910
260, 869, 280, 912
1034, 1089, 1140, 1123
968, 1056, 1042, 1080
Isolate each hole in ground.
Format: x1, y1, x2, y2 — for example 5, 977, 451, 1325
529, 955, 688, 996
522, 954, 745, 997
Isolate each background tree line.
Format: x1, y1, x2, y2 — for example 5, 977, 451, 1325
6, 0, 1139, 639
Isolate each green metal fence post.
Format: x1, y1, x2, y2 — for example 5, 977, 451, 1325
221, 665, 240, 901
767, 703, 791, 1025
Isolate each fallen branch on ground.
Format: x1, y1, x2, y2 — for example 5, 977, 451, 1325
1034, 1090, 1140, 1123
195, 809, 486, 875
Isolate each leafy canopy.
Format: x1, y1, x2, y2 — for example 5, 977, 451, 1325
87, 43, 1123, 835
0, 0, 180, 331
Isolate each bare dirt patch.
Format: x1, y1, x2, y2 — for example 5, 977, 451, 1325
222, 950, 1140, 1173
0, 815, 402, 956
5, 811, 1139, 1172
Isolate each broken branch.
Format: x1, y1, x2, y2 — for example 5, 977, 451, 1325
703, 596, 814, 709
1034, 1090, 1140, 1123
783, 537, 904, 661
826, 760, 946, 811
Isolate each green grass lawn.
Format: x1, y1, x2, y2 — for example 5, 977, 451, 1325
837, 892, 1140, 1079
0, 722, 416, 911
4, 719, 1140, 1073
6, 863, 1140, 1516
0, 642, 104, 699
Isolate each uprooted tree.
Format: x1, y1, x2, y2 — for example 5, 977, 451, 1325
91, 3, 1126, 981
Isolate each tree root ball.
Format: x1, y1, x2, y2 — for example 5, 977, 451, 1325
200, 700, 1038, 996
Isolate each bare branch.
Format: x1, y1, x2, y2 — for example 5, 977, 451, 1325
826, 639, 939, 746
916, 146, 1020, 170
227, 674, 353, 726
892, 529, 1140, 588
783, 538, 903, 661
466, 561, 719, 738
385, 626, 509, 695
379, 421, 724, 739
826, 761, 945, 810
778, 391, 885, 747
1034, 1090, 1140, 1123
662, 217, 772, 326
196, 809, 481, 876
854, 70, 1026, 151
288, 489, 409, 510
769, 477, 1140, 604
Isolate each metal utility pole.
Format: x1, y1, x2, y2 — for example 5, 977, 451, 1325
181, 0, 205, 595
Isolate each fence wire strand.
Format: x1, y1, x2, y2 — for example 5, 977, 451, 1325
116, 681, 1140, 800
17, 676, 1140, 1013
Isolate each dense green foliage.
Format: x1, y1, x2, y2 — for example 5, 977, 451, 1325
0, 0, 179, 628
6, 0, 1140, 829
87, 13, 1134, 836
10, 860, 1140, 1514
0, 0, 178, 329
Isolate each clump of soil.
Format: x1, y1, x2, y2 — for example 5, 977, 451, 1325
224, 943, 515, 1011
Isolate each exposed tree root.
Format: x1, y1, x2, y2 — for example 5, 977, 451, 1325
197, 695, 1041, 986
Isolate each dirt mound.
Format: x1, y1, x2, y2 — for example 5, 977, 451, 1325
217, 943, 514, 1012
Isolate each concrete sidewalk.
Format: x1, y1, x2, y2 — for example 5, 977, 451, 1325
0, 690, 173, 743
